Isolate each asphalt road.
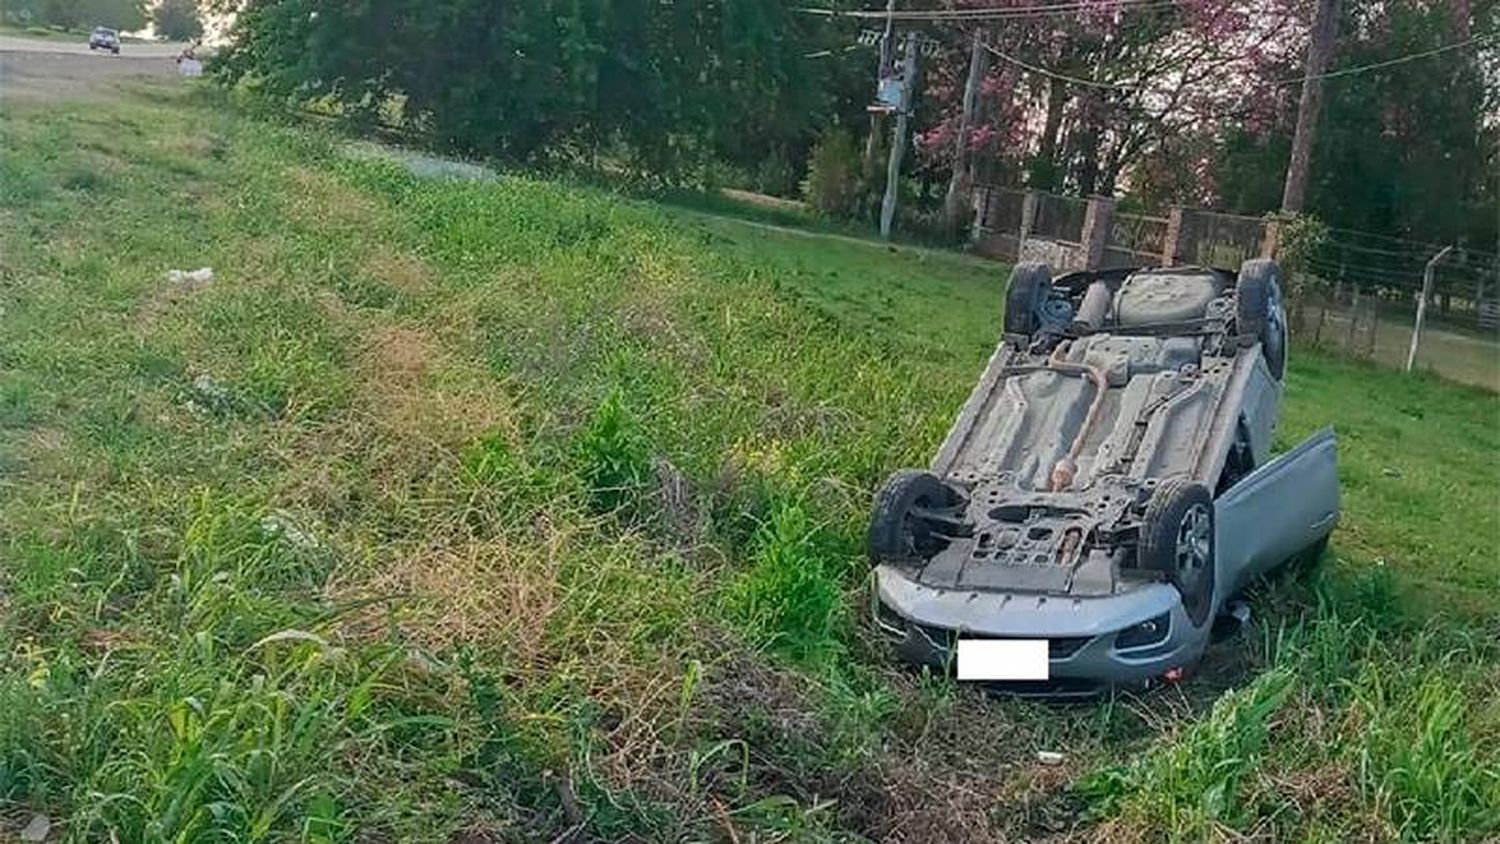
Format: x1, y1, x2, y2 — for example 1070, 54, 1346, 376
0, 34, 185, 57
0, 35, 188, 100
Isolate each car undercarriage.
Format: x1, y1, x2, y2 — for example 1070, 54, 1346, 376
869, 260, 1339, 692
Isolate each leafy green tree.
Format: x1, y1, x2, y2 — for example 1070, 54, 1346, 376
35, 0, 144, 30
1213, 0, 1497, 247
213, 0, 862, 179
152, 0, 201, 41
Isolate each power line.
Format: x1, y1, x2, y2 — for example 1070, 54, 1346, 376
981, 41, 1138, 90
1327, 227, 1499, 261
1273, 30, 1499, 86
980, 30, 1498, 94
798, 0, 1183, 22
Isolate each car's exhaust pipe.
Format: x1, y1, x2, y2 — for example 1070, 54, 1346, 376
1047, 341, 1109, 491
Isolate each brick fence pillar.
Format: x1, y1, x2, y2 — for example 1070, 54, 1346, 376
1261, 218, 1282, 259
1162, 207, 1191, 266
1080, 195, 1116, 270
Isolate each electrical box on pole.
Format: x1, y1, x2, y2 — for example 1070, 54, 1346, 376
880, 31, 920, 240
863, 0, 899, 174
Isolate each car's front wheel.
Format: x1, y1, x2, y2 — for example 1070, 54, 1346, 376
1139, 479, 1216, 627
868, 470, 964, 566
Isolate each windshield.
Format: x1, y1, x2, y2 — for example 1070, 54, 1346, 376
94, 28, 117, 36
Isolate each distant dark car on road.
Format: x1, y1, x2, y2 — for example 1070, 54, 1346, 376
88, 27, 121, 54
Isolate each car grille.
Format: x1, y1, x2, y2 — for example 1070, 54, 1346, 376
913, 623, 1091, 660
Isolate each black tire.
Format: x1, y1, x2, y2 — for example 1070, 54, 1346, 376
1235, 258, 1286, 379
1138, 479, 1216, 627
868, 470, 961, 565
1004, 262, 1053, 337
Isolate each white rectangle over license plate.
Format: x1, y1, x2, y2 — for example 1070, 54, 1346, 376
956, 639, 1049, 681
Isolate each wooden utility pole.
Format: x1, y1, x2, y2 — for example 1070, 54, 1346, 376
1280, 0, 1340, 213
880, 32, 920, 240
863, 0, 899, 175
943, 28, 988, 237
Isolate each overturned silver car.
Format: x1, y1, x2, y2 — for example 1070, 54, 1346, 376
870, 260, 1339, 695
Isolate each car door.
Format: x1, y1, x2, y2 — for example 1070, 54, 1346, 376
1214, 427, 1339, 596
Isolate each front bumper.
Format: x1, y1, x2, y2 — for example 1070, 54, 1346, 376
873, 565, 1210, 693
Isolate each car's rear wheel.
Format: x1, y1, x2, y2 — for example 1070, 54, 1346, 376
868, 470, 963, 565
1139, 479, 1215, 627
1004, 262, 1053, 338
1235, 259, 1286, 379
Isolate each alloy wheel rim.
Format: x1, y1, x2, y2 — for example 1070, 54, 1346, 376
1175, 503, 1211, 579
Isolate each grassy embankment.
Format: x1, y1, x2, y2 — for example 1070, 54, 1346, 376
1, 84, 1496, 842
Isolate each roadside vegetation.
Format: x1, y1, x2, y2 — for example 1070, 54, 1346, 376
1, 84, 1497, 842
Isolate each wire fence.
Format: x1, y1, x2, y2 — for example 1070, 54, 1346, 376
1289, 288, 1499, 391
1303, 230, 1499, 329
971, 184, 1499, 389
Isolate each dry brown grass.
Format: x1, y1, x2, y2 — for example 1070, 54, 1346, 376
330, 533, 562, 657
357, 324, 514, 447
362, 246, 434, 293
286, 165, 384, 230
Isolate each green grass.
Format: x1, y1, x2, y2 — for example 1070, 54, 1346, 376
0, 83, 1496, 842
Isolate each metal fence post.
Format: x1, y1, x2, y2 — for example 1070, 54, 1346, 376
1406, 245, 1454, 372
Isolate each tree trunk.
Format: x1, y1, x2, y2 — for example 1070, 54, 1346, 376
1030, 79, 1067, 190
1074, 126, 1100, 197
1099, 138, 1124, 197
1281, 0, 1340, 213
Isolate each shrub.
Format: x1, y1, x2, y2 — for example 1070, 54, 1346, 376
752, 148, 800, 198
804, 129, 861, 218
726, 499, 844, 663
575, 390, 652, 514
